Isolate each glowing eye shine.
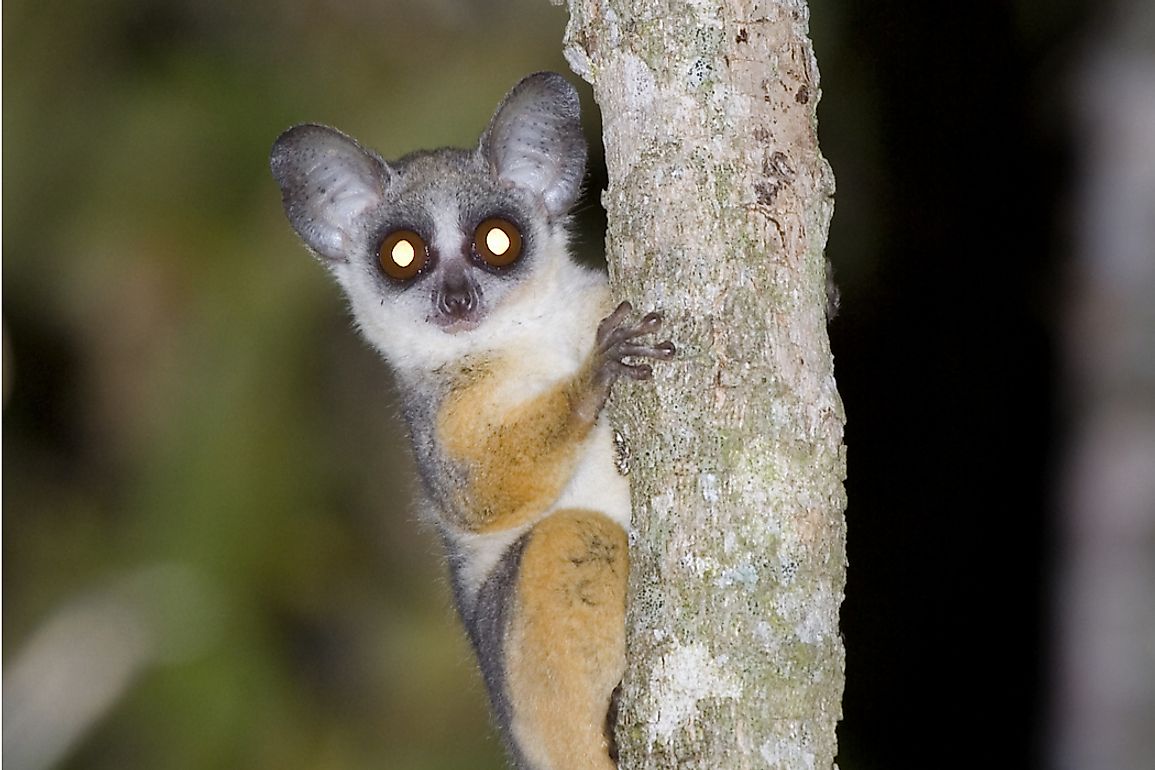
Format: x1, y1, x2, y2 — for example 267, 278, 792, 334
485, 227, 511, 256
392, 239, 416, 267
378, 229, 427, 280
474, 217, 522, 268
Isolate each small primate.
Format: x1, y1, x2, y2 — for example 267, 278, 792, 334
270, 72, 674, 770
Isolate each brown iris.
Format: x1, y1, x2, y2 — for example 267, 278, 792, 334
473, 217, 522, 268
378, 229, 427, 280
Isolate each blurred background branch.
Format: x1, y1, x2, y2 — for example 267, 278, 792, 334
4, 565, 220, 770
1053, 2, 1155, 768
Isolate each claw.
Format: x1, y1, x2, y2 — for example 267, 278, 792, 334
639, 311, 662, 328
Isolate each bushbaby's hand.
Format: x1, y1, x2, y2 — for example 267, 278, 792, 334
595, 301, 676, 382
572, 302, 675, 425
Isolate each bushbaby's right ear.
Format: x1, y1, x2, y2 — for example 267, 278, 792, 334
270, 124, 389, 262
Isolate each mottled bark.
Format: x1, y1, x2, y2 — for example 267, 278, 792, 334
553, 1, 846, 767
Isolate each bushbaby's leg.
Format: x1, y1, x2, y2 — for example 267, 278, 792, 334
505, 509, 628, 770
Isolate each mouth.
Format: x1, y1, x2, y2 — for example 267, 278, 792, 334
430, 314, 481, 334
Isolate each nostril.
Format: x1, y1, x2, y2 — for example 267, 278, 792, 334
436, 283, 478, 318
444, 290, 471, 314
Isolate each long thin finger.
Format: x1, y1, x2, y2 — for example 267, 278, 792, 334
618, 342, 676, 360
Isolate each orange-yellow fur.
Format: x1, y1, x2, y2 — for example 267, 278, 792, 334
438, 358, 598, 533
506, 510, 627, 770
435, 352, 630, 769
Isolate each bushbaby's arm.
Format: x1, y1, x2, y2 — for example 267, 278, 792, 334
436, 302, 674, 534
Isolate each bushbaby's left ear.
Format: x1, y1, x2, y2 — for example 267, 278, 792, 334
480, 72, 588, 218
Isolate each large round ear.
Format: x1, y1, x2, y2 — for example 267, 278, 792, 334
479, 72, 588, 218
270, 124, 389, 262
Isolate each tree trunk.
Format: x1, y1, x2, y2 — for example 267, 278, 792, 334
555, 1, 846, 767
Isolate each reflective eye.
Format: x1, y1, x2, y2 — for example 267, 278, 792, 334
378, 229, 428, 280
473, 217, 523, 268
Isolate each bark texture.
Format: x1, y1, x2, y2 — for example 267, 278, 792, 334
556, 1, 846, 767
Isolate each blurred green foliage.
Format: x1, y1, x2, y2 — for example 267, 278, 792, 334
3, 1, 585, 768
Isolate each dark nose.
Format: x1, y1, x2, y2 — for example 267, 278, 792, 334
436, 268, 478, 319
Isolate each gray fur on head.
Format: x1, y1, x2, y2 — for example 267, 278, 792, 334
269, 73, 595, 373
270, 72, 587, 265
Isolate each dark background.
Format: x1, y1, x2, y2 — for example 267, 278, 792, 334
3, 1, 1093, 768
823, 3, 1083, 768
